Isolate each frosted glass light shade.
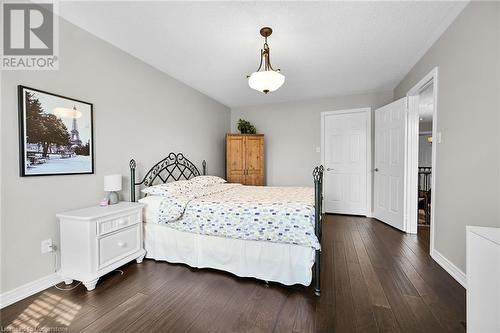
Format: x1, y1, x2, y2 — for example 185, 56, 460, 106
248, 70, 285, 93
104, 174, 122, 191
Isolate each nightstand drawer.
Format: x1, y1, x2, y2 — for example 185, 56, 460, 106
98, 225, 140, 269
97, 211, 140, 236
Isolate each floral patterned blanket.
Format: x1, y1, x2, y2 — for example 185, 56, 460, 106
156, 184, 320, 249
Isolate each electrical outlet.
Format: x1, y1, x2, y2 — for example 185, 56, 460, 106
315, 147, 320, 153
41, 239, 53, 254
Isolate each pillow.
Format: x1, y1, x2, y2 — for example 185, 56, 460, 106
141, 180, 199, 196
189, 175, 226, 187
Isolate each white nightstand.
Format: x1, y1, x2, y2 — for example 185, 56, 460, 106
57, 202, 145, 291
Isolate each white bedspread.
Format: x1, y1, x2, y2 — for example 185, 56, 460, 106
139, 184, 320, 249
141, 195, 163, 224
144, 223, 315, 286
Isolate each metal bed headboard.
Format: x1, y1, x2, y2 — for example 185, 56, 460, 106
129, 152, 206, 202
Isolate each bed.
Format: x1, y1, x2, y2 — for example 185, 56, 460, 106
129, 152, 324, 295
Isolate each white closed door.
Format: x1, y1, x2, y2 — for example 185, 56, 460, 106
322, 110, 367, 215
373, 98, 406, 231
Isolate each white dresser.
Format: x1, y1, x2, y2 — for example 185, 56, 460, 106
57, 202, 145, 291
466, 226, 500, 333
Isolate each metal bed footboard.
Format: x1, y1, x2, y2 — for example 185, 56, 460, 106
313, 165, 324, 296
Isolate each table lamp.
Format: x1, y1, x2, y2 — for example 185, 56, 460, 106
104, 174, 122, 205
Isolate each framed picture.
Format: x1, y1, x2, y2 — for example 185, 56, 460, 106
18, 85, 94, 176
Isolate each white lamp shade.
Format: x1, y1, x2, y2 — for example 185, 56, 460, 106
248, 70, 285, 93
104, 174, 122, 192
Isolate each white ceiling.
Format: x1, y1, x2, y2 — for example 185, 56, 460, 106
59, 1, 467, 108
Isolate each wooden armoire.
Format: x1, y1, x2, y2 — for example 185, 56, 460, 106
226, 134, 265, 185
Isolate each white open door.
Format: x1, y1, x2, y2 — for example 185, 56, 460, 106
322, 109, 369, 215
373, 98, 407, 231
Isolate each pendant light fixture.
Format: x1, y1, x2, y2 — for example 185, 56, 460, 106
247, 27, 285, 94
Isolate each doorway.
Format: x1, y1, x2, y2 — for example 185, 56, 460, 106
417, 84, 433, 224
407, 68, 438, 253
372, 68, 438, 247
321, 108, 371, 216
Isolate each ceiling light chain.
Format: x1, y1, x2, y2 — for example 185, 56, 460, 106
247, 27, 285, 94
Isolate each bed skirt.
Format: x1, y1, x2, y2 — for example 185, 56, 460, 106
143, 223, 315, 286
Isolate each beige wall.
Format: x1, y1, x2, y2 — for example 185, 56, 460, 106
0, 19, 230, 292
231, 91, 393, 186
394, 2, 500, 272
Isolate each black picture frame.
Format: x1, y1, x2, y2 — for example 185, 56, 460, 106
18, 85, 94, 177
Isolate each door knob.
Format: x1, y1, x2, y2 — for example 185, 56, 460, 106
374, 168, 379, 172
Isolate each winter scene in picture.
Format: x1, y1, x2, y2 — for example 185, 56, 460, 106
19, 86, 93, 176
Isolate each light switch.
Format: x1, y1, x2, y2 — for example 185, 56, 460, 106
436, 132, 442, 144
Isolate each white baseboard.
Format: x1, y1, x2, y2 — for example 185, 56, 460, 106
0, 273, 62, 309
431, 249, 467, 289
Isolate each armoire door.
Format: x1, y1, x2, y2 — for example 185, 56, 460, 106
244, 135, 264, 185
226, 135, 245, 184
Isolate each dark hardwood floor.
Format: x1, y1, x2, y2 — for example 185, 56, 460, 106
1, 215, 465, 332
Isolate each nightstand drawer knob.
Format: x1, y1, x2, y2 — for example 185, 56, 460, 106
117, 242, 127, 248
